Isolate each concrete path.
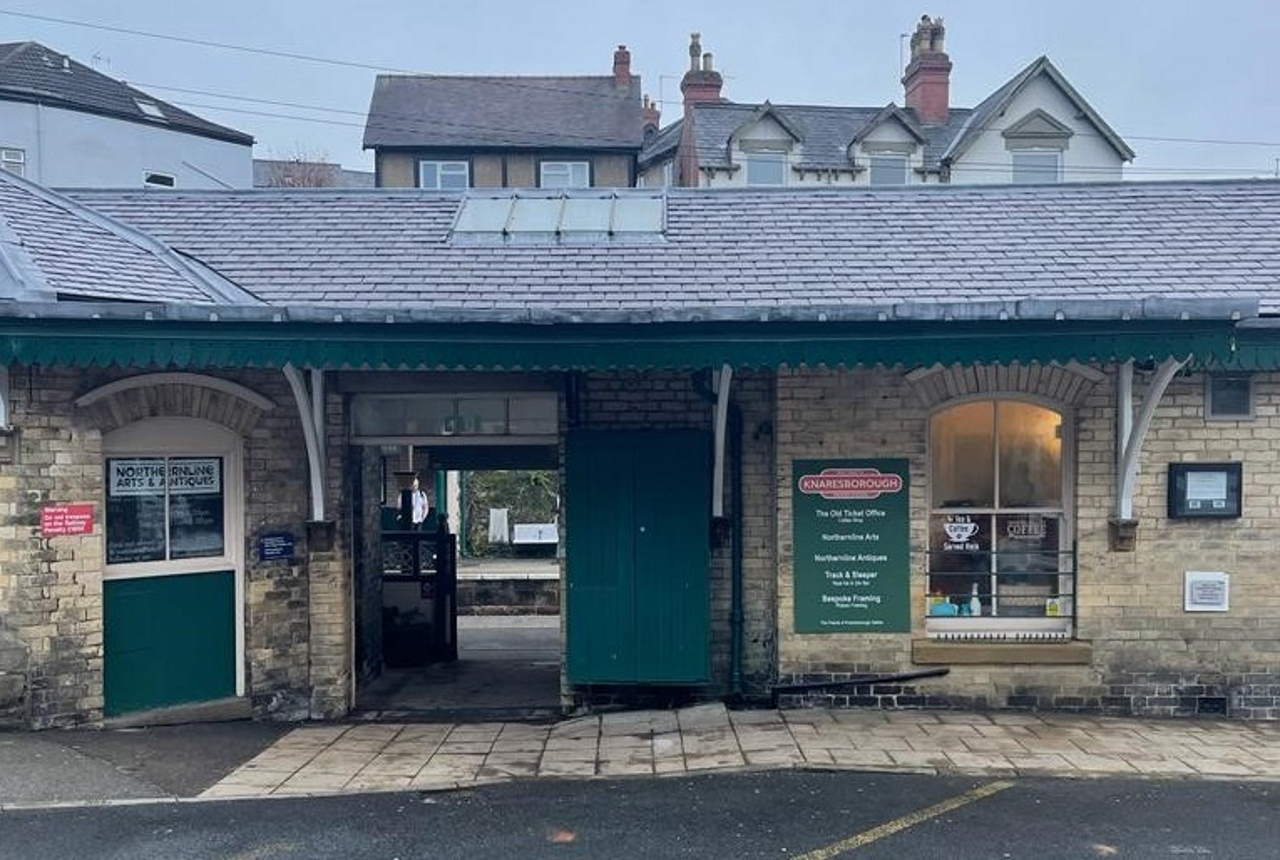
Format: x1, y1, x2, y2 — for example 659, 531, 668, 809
203, 704, 1280, 799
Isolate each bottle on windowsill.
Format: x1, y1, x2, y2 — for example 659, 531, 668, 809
969, 583, 982, 617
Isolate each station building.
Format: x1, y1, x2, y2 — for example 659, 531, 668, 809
1, 170, 1279, 727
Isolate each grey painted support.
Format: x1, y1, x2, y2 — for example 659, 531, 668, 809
283, 362, 326, 522
712, 364, 733, 518
1115, 355, 1189, 520
0, 365, 9, 429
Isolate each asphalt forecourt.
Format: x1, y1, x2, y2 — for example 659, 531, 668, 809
1, 771, 1277, 859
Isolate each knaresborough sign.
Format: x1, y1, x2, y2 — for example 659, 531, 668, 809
792, 459, 911, 633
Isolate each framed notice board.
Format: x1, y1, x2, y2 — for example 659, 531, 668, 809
1167, 462, 1242, 519
792, 458, 911, 634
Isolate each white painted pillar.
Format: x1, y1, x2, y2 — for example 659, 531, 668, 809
711, 363, 733, 518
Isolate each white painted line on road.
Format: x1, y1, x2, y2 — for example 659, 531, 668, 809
792, 779, 1015, 859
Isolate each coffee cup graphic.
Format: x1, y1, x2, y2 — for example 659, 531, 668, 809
943, 521, 979, 542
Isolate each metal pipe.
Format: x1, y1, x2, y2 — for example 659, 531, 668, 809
728, 402, 744, 698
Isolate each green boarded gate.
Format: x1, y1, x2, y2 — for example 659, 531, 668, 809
566, 429, 711, 684
103, 570, 236, 716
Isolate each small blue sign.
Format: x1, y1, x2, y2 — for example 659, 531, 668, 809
258, 531, 296, 562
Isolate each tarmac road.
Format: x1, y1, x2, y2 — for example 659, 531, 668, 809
1, 770, 1277, 859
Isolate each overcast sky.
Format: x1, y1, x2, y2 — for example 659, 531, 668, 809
6, 1, 1279, 178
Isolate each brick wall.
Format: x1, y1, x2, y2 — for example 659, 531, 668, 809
772, 365, 1280, 719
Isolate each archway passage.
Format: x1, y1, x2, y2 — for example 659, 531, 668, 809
353, 442, 562, 721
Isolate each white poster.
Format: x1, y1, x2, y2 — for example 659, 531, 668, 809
167, 459, 221, 495
108, 458, 221, 496
1185, 571, 1230, 612
1185, 471, 1228, 502
108, 459, 167, 496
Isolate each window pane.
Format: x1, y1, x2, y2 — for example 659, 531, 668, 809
869, 155, 907, 186
995, 514, 1061, 617
452, 398, 507, 434
419, 162, 439, 189
508, 395, 557, 434
997, 402, 1062, 507
541, 162, 590, 189
439, 162, 469, 189
106, 458, 168, 564
168, 458, 225, 560
928, 513, 991, 615
930, 401, 995, 508
746, 154, 786, 185
1209, 374, 1250, 418
1012, 152, 1059, 184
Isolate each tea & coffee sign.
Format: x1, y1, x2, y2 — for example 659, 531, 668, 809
792, 458, 911, 633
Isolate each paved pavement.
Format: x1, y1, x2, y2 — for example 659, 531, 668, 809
204, 703, 1280, 799
3, 771, 1278, 859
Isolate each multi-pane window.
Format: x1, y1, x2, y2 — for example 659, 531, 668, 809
745, 153, 786, 186
539, 161, 590, 188
0, 148, 24, 177
869, 154, 908, 186
419, 160, 469, 190
1011, 150, 1061, 184
928, 400, 1070, 622
1206, 373, 1252, 420
106, 457, 225, 565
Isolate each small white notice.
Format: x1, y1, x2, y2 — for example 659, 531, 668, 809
1185, 471, 1228, 502
1185, 571, 1230, 612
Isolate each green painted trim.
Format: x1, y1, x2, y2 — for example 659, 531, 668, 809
0, 317, 1249, 371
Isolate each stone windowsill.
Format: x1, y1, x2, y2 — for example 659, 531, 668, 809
912, 639, 1092, 665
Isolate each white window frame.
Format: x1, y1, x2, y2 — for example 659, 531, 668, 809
926, 395, 1075, 639
662, 161, 674, 187
418, 160, 470, 190
103, 417, 245, 696
868, 153, 909, 186
539, 160, 591, 189
1205, 372, 1253, 421
143, 171, 176, 188
1011, 149, 1062, 184
0, 147, 24, 177
745, 152, 787, 186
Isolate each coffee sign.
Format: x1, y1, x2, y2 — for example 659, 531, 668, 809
792, 459, 911, 633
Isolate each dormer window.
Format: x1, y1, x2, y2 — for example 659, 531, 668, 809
869, 154, 908, 186
746, 152, 787, 186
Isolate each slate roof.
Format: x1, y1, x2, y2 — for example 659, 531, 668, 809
63, 180, 1280, 317
0, 168, 256, 304
363, 75, 645, 150
643, 102, 975, 172
638, 118, 684, 168
0, 41, 253, 145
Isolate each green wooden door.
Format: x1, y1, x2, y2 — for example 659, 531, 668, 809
103, 570, 235, 716
566, 429, 710, 684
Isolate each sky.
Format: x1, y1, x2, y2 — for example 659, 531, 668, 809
4, 0, 1279, 178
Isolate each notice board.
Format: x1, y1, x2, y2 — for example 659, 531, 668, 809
792, 458, 911, 633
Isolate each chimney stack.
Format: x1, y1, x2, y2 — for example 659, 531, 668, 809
901, 15, 951, 125
642, 94, 661, 132
613, 44, 632, 87
680, 33, 724, 112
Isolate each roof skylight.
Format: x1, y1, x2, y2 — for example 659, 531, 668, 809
134, 99, 167, 121
451, 191, 665, 244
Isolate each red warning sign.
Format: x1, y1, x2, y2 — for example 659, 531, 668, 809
40, 504, 95, 536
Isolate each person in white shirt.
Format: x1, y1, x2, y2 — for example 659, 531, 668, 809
410, 474, 431, 527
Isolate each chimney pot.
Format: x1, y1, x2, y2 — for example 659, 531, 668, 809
642, 94, 661, 132
613, 44, 632, 87
680, 32, 724, 110
702, 52, 713, 72
901, 14, 951, 124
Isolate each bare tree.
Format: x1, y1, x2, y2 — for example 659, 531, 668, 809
260, 147, 340, 188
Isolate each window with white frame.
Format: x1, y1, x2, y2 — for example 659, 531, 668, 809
419, 160, 469, 190
1206, 373, 1252, 420
745, 152, 786, 186
1011, 150, 1061, 184
539, 161, 590, 188
869, 154, 908, 186
927, 399, 1072, 634
662, 161, 674, 187
0, 147, 24, 177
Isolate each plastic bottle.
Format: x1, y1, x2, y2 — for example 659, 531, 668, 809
969, 583, 983, 617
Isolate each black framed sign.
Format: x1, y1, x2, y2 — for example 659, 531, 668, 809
1167, 462, 1242, 519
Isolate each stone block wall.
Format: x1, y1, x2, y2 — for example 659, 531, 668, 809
772, 364, 1280, 718
0, 365, 339, 727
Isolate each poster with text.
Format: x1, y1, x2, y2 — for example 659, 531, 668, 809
793, 458, 911, 634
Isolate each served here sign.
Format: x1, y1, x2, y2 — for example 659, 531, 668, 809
792, 459, 911, 633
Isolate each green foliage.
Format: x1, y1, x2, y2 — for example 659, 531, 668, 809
464, 470, 558, 556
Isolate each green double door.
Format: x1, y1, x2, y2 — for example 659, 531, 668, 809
566, 429, 711, 684
103, 570, 236, 717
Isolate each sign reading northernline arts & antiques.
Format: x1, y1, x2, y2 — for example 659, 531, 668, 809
792, 459, 911, 633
